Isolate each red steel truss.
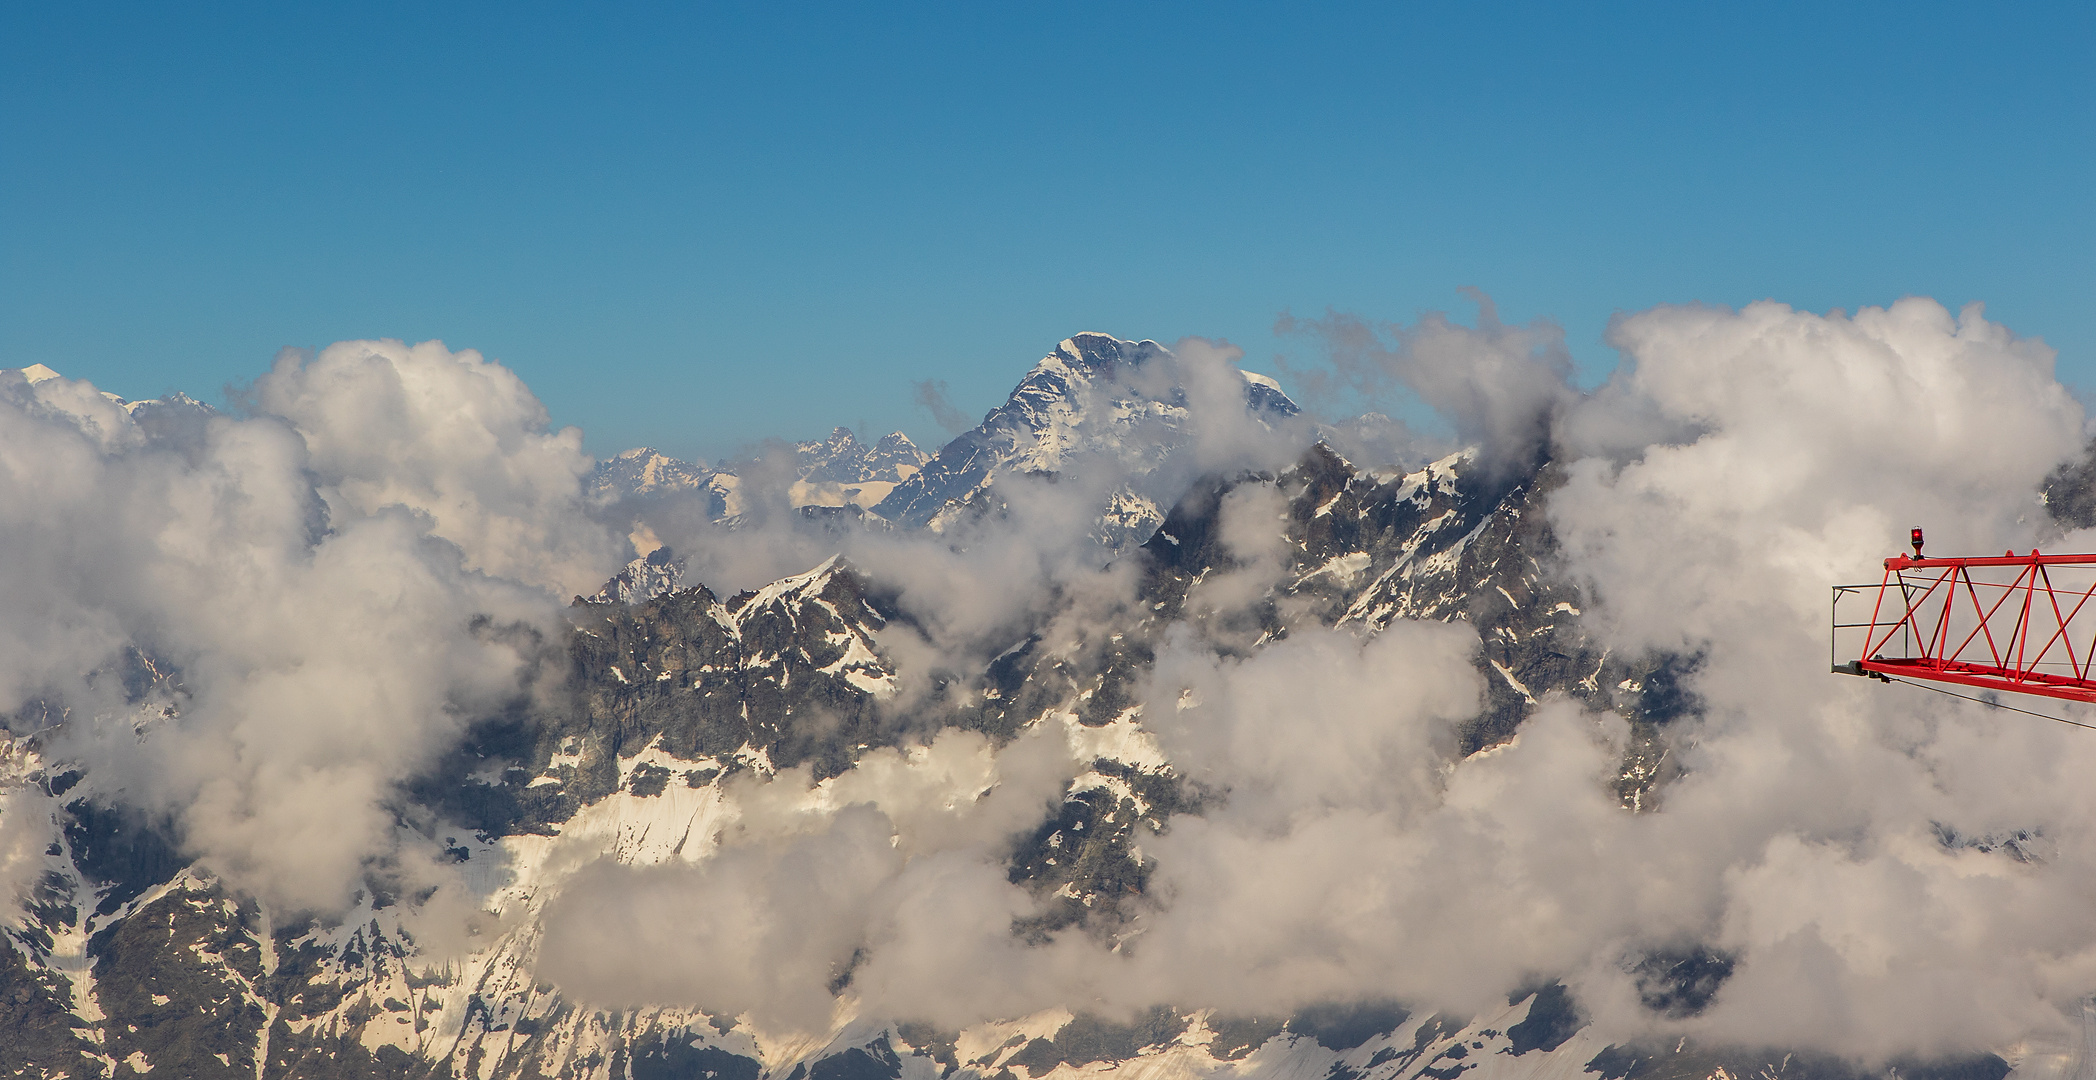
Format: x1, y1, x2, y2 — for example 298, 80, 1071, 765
1833, 531, 2096, 704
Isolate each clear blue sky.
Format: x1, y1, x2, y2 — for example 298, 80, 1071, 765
3, 2, 2090, 462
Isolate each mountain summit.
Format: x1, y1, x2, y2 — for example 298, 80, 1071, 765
872, 332, 1299, 543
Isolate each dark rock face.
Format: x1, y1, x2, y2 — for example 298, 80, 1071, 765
560, 555, 902, 781
808, 1038, 904, 1080
0, 938, 101, 1078
1583, 1044, 2010, 1080
1502, 984, 1579, 1056
2043, 438, 2096, 529
63, 800, 184, 921
1004, 764, 1194, 941
93, 881, 269, 1080
413, 555, 908, 846
1286, 1001, 1413, 1052
1630, 947, 1735, 1020
629, 1037, 763, 1080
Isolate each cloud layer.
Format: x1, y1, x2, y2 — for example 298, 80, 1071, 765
0, 341, 622, 911
8, 299, 2096, 1062
539, 298, 2096, 1058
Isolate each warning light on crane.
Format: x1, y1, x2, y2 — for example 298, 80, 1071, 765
1833, 531, 2096, 705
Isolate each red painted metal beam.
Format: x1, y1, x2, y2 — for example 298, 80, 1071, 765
1836, 535, 2096, 706
1855, 658, 2096, 703
1885, 552, 2096, 569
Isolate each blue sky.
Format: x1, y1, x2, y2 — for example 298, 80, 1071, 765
3, 2, 2090, 462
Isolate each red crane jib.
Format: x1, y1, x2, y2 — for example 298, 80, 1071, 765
1835, 549, 2096, 704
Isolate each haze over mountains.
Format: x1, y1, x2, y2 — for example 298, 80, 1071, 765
594, 426, 931, 521
5, 306, 2096, 1080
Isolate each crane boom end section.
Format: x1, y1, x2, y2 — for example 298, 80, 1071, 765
1833, 537, 2096, 706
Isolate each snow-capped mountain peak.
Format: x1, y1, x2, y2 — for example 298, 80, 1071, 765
8, 364, 217, 430
588, 545, 686, 604
795, 427, 927, 486
870, 332, 1299, 542
589, 446, 717, 498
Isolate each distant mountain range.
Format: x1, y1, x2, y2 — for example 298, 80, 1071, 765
0, 336, 2038, 1080
591, 333, 1299, 552
591, 426, 930, 520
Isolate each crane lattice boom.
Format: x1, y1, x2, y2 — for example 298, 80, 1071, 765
1835, 533, 2096, 704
